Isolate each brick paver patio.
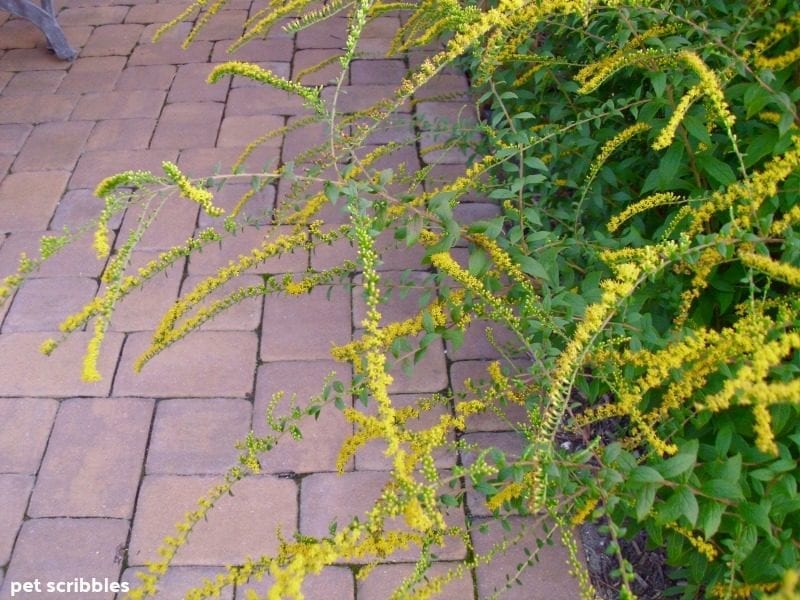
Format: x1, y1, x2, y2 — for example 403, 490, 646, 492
0, 2, 582, 599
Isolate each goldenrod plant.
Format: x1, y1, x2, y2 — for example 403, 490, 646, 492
2, 0, 799, 598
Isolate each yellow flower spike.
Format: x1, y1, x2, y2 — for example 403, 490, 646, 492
161, 161, 225, 217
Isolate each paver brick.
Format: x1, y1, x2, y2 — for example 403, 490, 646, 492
28, 398, 154, 518
12, 121, 93, 172
0, 18, 41, 49
0, 231, 108, 279
217, 115, 284, 148
70, 148, 178, 190
177, 146, 280, 178
86, 118, 156, 151
0, 398, 58, 474
125, 4, 190, 24
180, 274, 264, 331
114, 331, 258, 398
350, 59, 406, 85
151, 102, 223, 149
72, 90, 166, 121
115, 64, 176, 91
0, 518, 129, 600
50, 188, 123, 230
473, 517, 582, 599
293, 49, 347, 86
82, 23, 145, 56
210, 38, 294, 63
120, 567, 234, 600
109, 251, 184, 332
129, 475, 297, 565
190, 9, 246, 41
235, 566, 353, 600
0, 332, 123, 397
57, 6, 130, 26
253, 360, 352, 473
116, 193, 198, 251
450, 361, 529, 432
358, 562, 473, 600
0, 95, 75, 124
0, 48, 70, 72
301, 471, 467, 562
2, 71, 64, 96
446, 318, 519, 361
57, 56, 127, 93
168, 62, 229, 103
322, 85, 411, 114
226, 87, 311, 117
0, 475, 33, 565
0, 124, 31, 154
2, 277, 98, 332
295, 16, 348, 49
196, 182, 275, 228
261, 284, 351, 361
0, 171, 69, 231
129, 38, 212, 66
383, 334, 448, 394
146, 398, 251, 474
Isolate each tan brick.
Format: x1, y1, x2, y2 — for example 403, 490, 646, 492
236, 566, 353, 600
114, 331, 258, 398
350, 59, 406, 85
13, 121, 93, 172
57, 56, 127, 93
115, 191, 198, 250
168, 62, 229, 103
146, 398, 251, 474
253, 360, 352, 474
187, 224, 308, 275
28, 398, 153, 518
0, 95, 75, 124
151, 102, 224, 149
0, 171, 69, 231
70, 148, 178, 189
0, 231, 108, 279
57, 6, 130, 26
358, 562, 473, 600
0, 18, 41, 50
383, 334, 448, 394
295, 16, 348, 49
129, 39, 212, 65
72, 90, 166, 120
115, 64, 176, 91
355, 394, 456, 471
261, 284, 351, 361
82, 23, 145, 56
0, 124, 31, 154
301, 471, 467, 561
0, 475, 33, 565
446, 319, 519, 361
0, 518, 128, 600
3, 277, 98, 332
293, 49, 347, 85
129, 475, 297, 565
226, 87, 312, 117
450, 361, 529, 432
86, 118, 156, 151
0, 398, 58, 473
0, 332, 123, 397
3, 70, 64, 96
120, 566, 234, 600
0, 48, 71, 71
108, 253, 183, 332
210, 38, 294, 63
217, 114, 284, 148
180, 274, 264, 331
191, 10, 246, 41
125, 4, 190, 24
473, 517, 583, 599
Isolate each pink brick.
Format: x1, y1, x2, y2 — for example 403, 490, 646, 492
1, 518, 129, 600
0, 95, 75, 124
116, 192, 198, 251
358, 562, 473, 600
0, 231, 108, 279
3, 71, 64, 96
253, 360, 352, 473
121, 566, 234, 600
450, 360, 529, 432
351, 270, 432, 326
180, 274, 264, 331
295, 16, 348, 49
2, 277, 98, 332
168, 62, 228, 103
151, 102, 224, 149
261, 284, 351, 361
146, 398, 251, 474
29, 398, 154, 518
0, 332, 123, 397
12, 121, 93, 172
70, 148, 178, 190
129, 475, 297, 565
56, 56, 127, 93
114, 331, 258, 398
72, 90, 166, 120
57, 6, 130, 26
86, 118, 157, 151
473, 517, 583, 599
196, 181, 275, 229
226, 87, 312, 117
236, 566, 353, 600
446, 318, 519, 361
0, 171, 69, 231
115, 64, 176, 91
0, 48, 71, 71
177, 146, 280, 178
82, 23, 145, 56
293, 49, 347, 86
0, 475, 33, 564
461, 431, 525, 517
0, 398, 58, 473
190, 10, 246, 41
0, 18, 42, 50
217, 114, 284, 148
0, 124, 31, 154
125, 4, 190, 24
350, 59, 406, 85
129, 39, 212, 65
210, 38, 293, 63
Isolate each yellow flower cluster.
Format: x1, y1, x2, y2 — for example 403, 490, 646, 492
161, 161, 224, 217
739, 250, 800, 287
679, 51, 735, 130
607, 192, 683, 233
652, 85, 703, 151
577, 48, 666, 95
667, 523, 718, 561
750, 11, 800, 72
585, 122, 650, 187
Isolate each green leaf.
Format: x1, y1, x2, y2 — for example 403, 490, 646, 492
702, 479, 744, 500
698, 501, 725, 538
740, 502, 771, 535
696, 154, 737, 186
636, 483, 658, 520
658, 440, 698, 478
676, 486, 699, 526
515, 254, 551, 283
631, 465, 664, 483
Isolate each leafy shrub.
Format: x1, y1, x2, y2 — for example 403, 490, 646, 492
2, 0, 799, 598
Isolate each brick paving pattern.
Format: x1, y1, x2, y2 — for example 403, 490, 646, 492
0, 2, 582, 599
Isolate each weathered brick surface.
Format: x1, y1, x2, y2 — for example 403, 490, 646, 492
217, 114, 284, 148
350, 59, 406, 85
0, 475, 33, 564
120, 567, 234, 600
57, 56, 127, 93
115, 331, 258, 397
210, 38, 293, 63
0, 95, 75, 124
0, 124, 31, 154
152, 102, 224, 149
3, 71, 64, 96
168, 63, 229, 103
0, 331, 122, 397
0, 231, 108, 278
235, 566, 353, 600
29, 398, 153, 518
146, 398, 251, 474
115, 64, 176, 91
293, 49, 347, 86
253, 360, 352, 473
0, 49, 71, 72
0, 398, 58, 474
82, 24, 145, 57
70, 148, 178, 189
74, 90, 165, 122
2, 277, 98, 332
261, 284, 351, 362
86, 118, 156, 151
129, 475, 297, 565
58, 6, 130, 26
0, 518, 129, 600
12, 121, 93, 171
0, 171, 69, 231
116, 194, 198, 251
358, 562, 473, 600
